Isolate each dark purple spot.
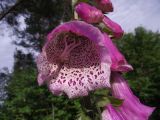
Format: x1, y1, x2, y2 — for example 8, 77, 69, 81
68, 82, 71, 86
90, 71, 93, 75
73, 81, 76, 85
63, 80, 66, 83
58, 80, 62, 84
95, 75, 97, 79
70, 79, 72, 83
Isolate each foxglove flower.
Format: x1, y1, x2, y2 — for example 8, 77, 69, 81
75, 2, 104, 23
103, 33, 133, 72
102, 104, 127, 120
95, 0, 113, 13
111, 72, 155, 120
103, 16, 124, 39
36, 21, 112, 98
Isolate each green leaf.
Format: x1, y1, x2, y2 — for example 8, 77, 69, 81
78, 0, 89, 3
76, 110, 91, 120
96, 96, 123, 107
96, 97, 110, 107
108, 96, 124, 107
98, 22, 113, 35
94, 89, 109, 97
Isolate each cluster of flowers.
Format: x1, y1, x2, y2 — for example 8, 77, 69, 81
36, 0, 155, 119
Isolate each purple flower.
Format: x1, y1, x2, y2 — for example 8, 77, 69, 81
103, 16, 124, 39
103, 33, 133, 72
102, 104, 127, 120
75, 2, 104, 23
95, 0, 113, 13
111, 72, 155, 120
36, 21, 112, 98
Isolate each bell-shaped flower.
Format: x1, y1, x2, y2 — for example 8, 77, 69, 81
95, 0, 113, 13
103, 16, 124, 39
103, 33, 133, 72
111, 72, 155, 120
36, 21, 112, 98
102, 104, 127, 120
75, 2, 104, 23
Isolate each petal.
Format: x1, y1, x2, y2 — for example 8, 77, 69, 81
111, 72, 155, 120
95, 0, 113, 12
36, 52, 58, 85
75, 2, 104, 23
38, 21, 111, 98
102, 16, 124, 39
103, 33, 133, 72
102, 104, 127, 120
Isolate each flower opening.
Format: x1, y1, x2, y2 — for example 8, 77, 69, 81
36, 21, 111, 98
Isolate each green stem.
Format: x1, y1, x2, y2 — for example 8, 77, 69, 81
80, 95, 95, 119
72, 0, 78, 19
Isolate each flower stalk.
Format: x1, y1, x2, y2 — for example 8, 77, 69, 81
72, 0, 78, 19
36, 0, 155, 119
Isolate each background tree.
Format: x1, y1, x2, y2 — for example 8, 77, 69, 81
0, 67, 10, 106
1, 0, 72, 51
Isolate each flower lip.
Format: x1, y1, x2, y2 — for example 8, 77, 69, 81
47, 20, 103, 43
37, 21, 111, 98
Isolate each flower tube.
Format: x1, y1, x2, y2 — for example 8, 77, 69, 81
75, 2, 104, 23
36, 21, 111, 98
103, 33, 133, 72
102, 104, 127, 120
111, 72, 155, 120
103, 16, 124, 39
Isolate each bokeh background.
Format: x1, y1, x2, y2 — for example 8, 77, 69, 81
0, 0, 159, 119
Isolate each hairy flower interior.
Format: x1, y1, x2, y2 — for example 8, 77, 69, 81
59, 35, 81, 63
45, 32, 101, 80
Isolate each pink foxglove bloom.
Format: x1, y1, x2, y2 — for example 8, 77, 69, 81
111, 72, 155, 120
103, 33, 133, 72
102, 104, 127, 120
103, 16, 124, 39
75, 2, 104, 23
95, 0, 113, 13
36, 21, 112, 98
